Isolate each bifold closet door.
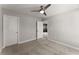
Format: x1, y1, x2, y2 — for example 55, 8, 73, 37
3, 15, 18, 47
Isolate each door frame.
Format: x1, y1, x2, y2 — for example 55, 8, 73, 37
2, 14, 19, 48
36, 20, 37, 40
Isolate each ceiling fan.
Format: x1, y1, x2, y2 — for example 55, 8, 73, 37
31, 4, 51, 16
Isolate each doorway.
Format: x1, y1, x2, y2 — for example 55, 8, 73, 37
36, 20, 48, 40
37, 21, 43, 39
43, 23, 48, 39
3, 15, 19, 48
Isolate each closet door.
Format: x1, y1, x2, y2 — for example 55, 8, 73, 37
3, 15, 18, 47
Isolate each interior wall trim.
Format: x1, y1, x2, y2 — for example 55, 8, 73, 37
18, 38, 36, 44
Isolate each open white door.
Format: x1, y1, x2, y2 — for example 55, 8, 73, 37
3, 15, 18, 47
37, 21, 43, 39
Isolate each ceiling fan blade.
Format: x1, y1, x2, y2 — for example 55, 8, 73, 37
40, 6, 43, 9
43, 12, 47, 16
32, 5, 44, 12
44, 4, 51, 10
31, 10, 40, 12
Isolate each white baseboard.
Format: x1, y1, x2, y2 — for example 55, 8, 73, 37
18, 38, 36, 44
48, 39, 79, 51
2, 38, 36, 48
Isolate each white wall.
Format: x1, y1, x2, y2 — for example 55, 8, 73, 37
47, 8, 79, 48
19, 15, 39, 43
2, 9, 41, 44
0, 5, 2, 51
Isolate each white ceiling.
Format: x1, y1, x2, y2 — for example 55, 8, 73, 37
46, 4, 79, 17
2, 4, 79, 18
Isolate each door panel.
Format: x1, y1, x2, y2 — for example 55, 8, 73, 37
37, 21, 43, 39
3, 15, 18, 47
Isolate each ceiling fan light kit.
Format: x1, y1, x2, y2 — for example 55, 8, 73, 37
32, 4, 51, 16
40, 10, 44, 14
